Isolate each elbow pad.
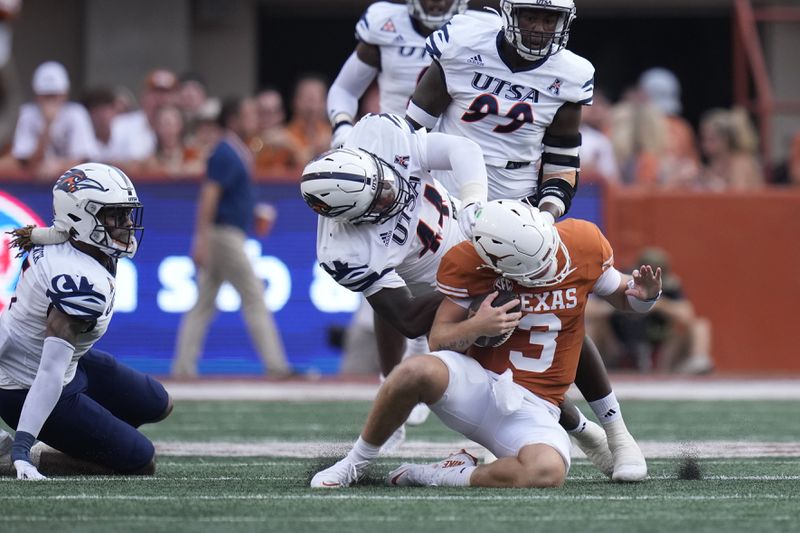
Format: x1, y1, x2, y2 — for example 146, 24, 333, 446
538, 132, 581, 217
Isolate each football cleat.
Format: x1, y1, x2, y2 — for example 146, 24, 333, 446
310, 457, 369, 488
387, 449, 478, 487
405, 403, 431, 426
570, 420, 614, 477
605, 419, 647, 482
379, 424, 406, 454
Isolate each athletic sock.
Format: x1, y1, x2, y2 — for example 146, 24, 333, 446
589, 392, 622, 425
347, 436, 381, 464
565, 407, 590, 434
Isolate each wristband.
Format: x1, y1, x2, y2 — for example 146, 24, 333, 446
626, 279, 662, 313
11, 431, 36, 463
330, 112, 353, 132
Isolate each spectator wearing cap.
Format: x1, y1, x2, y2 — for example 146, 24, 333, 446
637, 67, 700, 187
106, 68, 178, 167
11, 60, 98, 179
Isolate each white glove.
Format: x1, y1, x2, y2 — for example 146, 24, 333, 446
457, 201, 482, 240
330, 123, 353, 149
14, 459, 46, 480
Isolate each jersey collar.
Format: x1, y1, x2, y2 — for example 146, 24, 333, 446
496, 31, 549, 74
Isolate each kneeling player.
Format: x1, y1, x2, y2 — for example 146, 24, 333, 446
311, 200, 661, 488
0, 163, 172, 479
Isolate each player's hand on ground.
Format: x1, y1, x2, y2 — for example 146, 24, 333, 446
457, 201, 482, 240
470, 292, 521, 338
14, 459, 47, 480
625, 265, 662, 301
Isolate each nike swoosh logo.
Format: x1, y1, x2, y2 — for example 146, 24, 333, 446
390, 469, 408, 486
321, 481, 341, 487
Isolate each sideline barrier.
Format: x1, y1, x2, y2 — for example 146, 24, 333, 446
0, 178, 604, 375
604, 186, 800, 372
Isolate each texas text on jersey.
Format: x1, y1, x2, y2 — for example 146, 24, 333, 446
436, 218, 613, 406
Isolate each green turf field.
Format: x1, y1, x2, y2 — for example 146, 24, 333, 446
2, 399, 799, 533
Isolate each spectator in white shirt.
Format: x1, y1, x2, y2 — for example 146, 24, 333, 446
106, 68, 178, 167
82, 87, 118, 163
11, 61, 98, 179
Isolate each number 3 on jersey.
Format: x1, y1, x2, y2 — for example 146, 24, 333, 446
509, 313, 561, 372
461, 94, 534, 134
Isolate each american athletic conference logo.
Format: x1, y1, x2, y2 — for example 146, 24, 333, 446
0, 191, 46, 311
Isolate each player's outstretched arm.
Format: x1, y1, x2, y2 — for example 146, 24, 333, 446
406, 61, 451, 131
367, 286, 444, 339
12, 309, 86, 480
327, 43, 380, 148
602, 265, 663, 313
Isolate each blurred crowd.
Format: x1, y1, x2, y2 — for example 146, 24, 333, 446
0, 58, 342, 181
2, 59, 799, 188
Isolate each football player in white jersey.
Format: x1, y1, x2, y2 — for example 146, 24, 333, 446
327, 0, 469, 148
405, 0, 647, 482
302, 113, 487, 354
0, 163, 172, 479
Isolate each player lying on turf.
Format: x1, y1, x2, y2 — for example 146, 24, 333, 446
0, 163, 172, 480
311, 200, 661, 488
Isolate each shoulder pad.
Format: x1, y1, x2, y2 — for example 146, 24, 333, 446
45, 273, 109, 320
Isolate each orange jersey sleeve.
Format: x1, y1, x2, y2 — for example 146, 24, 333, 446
440, 219, 615, 407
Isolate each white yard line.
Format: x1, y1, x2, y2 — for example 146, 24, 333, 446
152, 439, 800, 459
163, 378, 800, 401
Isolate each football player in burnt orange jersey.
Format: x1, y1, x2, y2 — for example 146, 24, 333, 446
310, 200, 661, 489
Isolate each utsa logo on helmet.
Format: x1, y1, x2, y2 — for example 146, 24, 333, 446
55, 169, 109, 194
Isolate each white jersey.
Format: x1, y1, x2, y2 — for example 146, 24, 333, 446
0, 243, 116, 389
356, 2, 431, 115
427, 13, 594, 200
318, 113, 463, 297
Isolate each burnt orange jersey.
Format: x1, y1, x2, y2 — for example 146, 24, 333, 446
436, 218, 615, 406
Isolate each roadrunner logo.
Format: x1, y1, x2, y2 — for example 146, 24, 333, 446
55, 168, 108, 194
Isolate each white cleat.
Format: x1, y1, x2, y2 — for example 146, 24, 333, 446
387, 449, 478, 487
605, 419, 647, 482
570, 420, 614, 478
310, 457, 368, 488
406, 403, 431, 426
379, 424, 406, 454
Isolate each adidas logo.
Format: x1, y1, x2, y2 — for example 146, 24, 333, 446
379, 231, 392, 246
467, 54, 484, 66
603, 408, 617, 419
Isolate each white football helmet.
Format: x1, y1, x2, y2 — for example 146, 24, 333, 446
300, 148, 413, 225
408, 0, 469, 30
472, 200, 573, 287
500, 0, 576, 61
52, 163, 143, 258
